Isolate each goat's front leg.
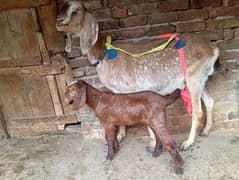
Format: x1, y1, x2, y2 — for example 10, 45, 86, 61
180, 82, 203, 150
151, 115, 184, 174
104, 125, 117, 160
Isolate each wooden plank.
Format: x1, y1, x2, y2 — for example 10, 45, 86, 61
0, 9, 41, 66
23, 75, 56, 117
0, 0, 50, 11
37, 0, 65, 53
0, 60, 17, 69
0, 105, 10, 138
0, 57, 42, 68
0, 64, 64, 75
0, 71, 33, 119
47, 75, 64, 115
0, 11, 17, 60
37, 32, 64, 116
21, 64, 64, 75
8, 114, 79, 137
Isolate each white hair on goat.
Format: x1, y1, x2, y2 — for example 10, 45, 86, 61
66, 80, 79, 87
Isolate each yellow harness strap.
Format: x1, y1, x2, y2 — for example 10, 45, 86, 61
105, 35, 176, 58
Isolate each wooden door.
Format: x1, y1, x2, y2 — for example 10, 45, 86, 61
0, 1, 77, 137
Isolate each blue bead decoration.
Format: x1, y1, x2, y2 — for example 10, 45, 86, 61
175, 39, 185, 49
107, 49, 117, 60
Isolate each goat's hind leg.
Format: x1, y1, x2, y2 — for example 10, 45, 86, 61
180, 80, 203, 150
145, 127, 156, 153
200, 88, 214, 136
117, 126, 126, 142
153, 127, 184, 174
152, 135, 163, 157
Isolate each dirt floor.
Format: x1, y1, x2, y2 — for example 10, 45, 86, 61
0, 129, 239, 180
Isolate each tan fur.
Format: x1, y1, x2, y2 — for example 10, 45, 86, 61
56, 1, 219, 150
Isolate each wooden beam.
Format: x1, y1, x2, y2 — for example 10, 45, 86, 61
37, 0, 65, 53
0, 64, 64, 76
0, 106, 10, 138
8, 114, 79, 137
0, 0, 50, 11
37, 32, 64, 116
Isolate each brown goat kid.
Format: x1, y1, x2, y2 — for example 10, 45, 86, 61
65, 80, 184, 174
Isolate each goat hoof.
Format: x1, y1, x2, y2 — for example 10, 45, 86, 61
106, 154, 113, 161
175, 167, 184, 175
152, 150, 161, 157
179, 141, 192, 151
199, 131, 209, 137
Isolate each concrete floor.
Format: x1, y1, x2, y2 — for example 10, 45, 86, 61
0, 129, 239, 180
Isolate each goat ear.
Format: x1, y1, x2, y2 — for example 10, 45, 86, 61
72, 86, 86, 110
79, 12, 99, 54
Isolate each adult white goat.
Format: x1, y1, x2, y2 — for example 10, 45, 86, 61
56, 1, 219, 150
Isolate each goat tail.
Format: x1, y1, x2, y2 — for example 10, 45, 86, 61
165, 89, 181, 106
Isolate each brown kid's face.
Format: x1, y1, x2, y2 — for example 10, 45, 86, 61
64, 82, 86, 110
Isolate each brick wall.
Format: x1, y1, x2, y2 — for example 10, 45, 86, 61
64, 0, 239, 137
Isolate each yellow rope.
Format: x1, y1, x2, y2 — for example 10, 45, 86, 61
105, 35, 176, 58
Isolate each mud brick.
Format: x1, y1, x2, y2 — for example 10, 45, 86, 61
208, 80, 237, 92
85, 67, 97, 76
214, 121, 233, 129
109, 0, 160, 7
178, 9, 209, 21
228, 111, 239, 120
93, 8, 112, 19
210, 91, 238, 102
220, 61, 238, 70
158, 0, 189, 12
128, 3, 158, 15
116, 27, 146, 39
207, 18, 239, 30
190, 0, 221, 8
220, 51, 239, 62
235, 28, 239, 38
208, 71, 239, 85
210, 6, 239, 17
223, 0, 239, 7
84, 0, 102, 9
215, 102, 238, 114
149, 12, 178, 24
185, 30, 224, 41
231, 121, 239, 128
147, 24, 176, 36
70, 57, 91, 68
224, 29, 234, 40
72, 68, 85, 78
176, 21, 206, 32
112, 7, 128, 18
120, 15, 147, 28
218, 39, 239, 50
98, 19, 119, 30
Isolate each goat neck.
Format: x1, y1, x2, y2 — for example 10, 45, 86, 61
85, 82, 103, 110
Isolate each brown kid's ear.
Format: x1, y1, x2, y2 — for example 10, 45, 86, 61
72, 86, 86, 110
79, 11, 99, 54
